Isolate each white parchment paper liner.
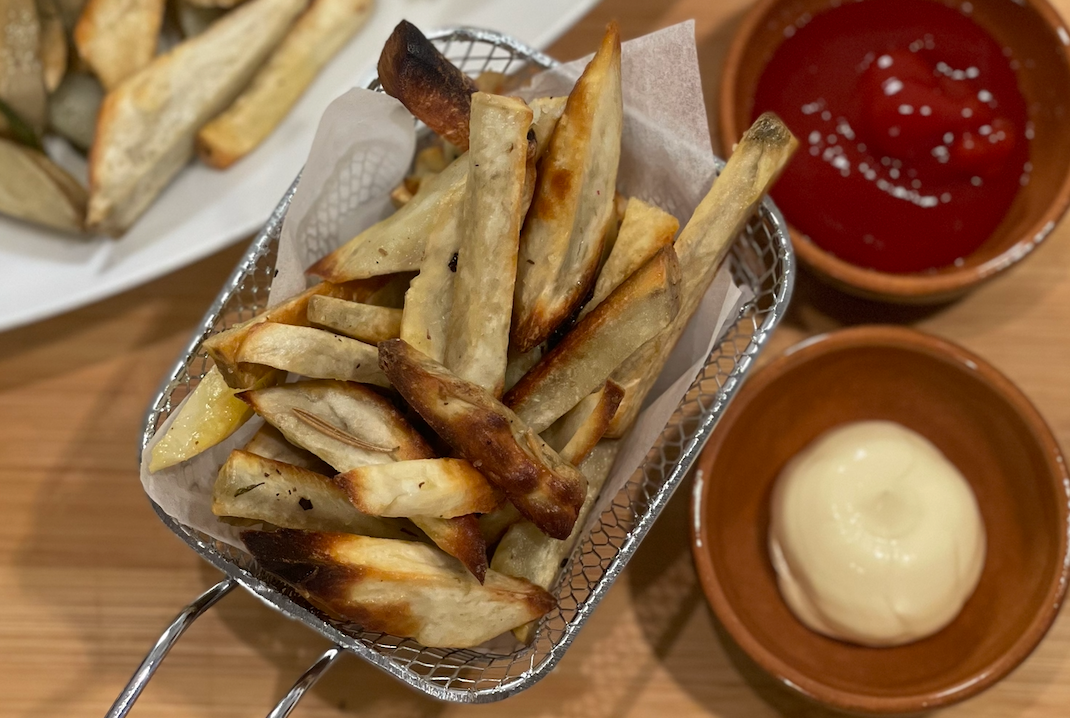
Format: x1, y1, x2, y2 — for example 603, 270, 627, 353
141, 21, 748, 555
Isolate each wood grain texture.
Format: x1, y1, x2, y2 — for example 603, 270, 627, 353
2, 1, 1069, 715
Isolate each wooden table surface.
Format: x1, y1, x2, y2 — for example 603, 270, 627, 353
3, 1, 1070, 716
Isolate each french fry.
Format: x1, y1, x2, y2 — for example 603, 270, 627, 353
37, 0, 66, 92
505, 246, 681, 433
334, 458, 504, 518
197, 0, 375, 168
541, 380, 624, 465
213, 450, 419, 539
0, 0, 47, 133
243, 423, 333, 473
443, 93, 533, 397
307, 295, 401, 345
511, 23, 623, 352
408, 514, 487, 583
234, 323, 388, 387
86, 0, 306, 235
379, 338, 587, 540
491, 439, 619, 643
504, 344, 543, 393
606, 113, 798, 436
307, 155, 468, 282
0, 137, 86, 232
377, 20, 478, 151
74, 0, 165, 90
479, 502, 522, 546
242, 529, 555, 647
578, 198, 679, 321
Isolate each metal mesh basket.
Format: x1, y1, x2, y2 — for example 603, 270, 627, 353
116, 27, 793, 718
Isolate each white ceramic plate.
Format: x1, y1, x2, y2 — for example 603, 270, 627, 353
0, 0, 599, 332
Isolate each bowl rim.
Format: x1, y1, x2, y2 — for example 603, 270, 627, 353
690, 325, 1070, 714
718, 0, 1070, 303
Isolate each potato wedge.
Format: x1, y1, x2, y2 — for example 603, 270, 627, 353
479, 502, 522, 546
37, 0, 66, 91
86, 0, 306, 235
578, 198, 679, 321
233, 322, 389, 387
607, 113, 798, 436
307, 295, 401, 345
197, 0, 374, 168
243, 423, 333, 473
74, 0, 165, 90
0, 0, 47, 134
213, 450, 419, 540
149, 366, 281, 472
541, 380, 623, 465
0, 137, 86, 232
491, 440, 619, 643
408, 513, 487, 583
504, 246, 681, 433
511, 23, 623, 352
528, 95, 567, 162
243, 529, 554, 647
379, 338, 587, 540
334, 458, 504, 518
307, 154, 468, 282
443, 93, 533, 397
377, 20, 478, 151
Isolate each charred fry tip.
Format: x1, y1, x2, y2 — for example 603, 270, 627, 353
744, 112, 797, 148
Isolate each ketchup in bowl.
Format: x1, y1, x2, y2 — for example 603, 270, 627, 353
752, 0, 1031, 273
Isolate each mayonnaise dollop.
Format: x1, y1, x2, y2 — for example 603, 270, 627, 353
769, 420, 986, 647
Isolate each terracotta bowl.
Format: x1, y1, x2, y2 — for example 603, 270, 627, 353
690, 326, 1070, 713
720, 0, 1070, 303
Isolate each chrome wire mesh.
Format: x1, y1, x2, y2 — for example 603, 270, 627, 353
140, 28, 794, 703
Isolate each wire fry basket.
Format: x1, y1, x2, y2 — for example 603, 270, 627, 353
117, 28, 794, 718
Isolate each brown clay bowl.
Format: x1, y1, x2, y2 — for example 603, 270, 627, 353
690, 326, 1070, 713
720, 0, 1070, 303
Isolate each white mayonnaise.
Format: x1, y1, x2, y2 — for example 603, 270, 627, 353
769, 420, 986, 647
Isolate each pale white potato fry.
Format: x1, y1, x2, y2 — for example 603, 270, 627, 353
0, 138, 86, 232
243, 423, 333, 474
307, 295, 402, 344
541, 380, 624, 465
234, 322, 389, 387
335, 458, 504, 518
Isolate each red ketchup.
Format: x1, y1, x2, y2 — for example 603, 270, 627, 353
752, 0, 1031, 273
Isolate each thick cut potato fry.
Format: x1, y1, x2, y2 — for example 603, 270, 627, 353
243, 529, 555, 647
541, 380, 623, 465
444, 93, 533, 397
504, 344, 543, 393
0, 0, 46, 133
528, 96, 566, 162
234, 322, 389, 387
213, 450, 419, 539
307, 295, 401, 344
86, 0, 306, 235
74, 0, 165, 90
492, 439, 619, 643
479, 502, 522, 546
505, 246, 681, 433
379, 339, 587, 540
579, 198, 679, 321
335, 458, 504, 518
511, 24, 623, 353
377, 20, 478, 151
307, 155, 467, 282
37, 0, 66, 91
197, 0, 374, 168
149, 365, 280, 472
243, 423, 333, 473
607, 113, 798, 436
0, 137, 86, 232
408, 514, 486, 583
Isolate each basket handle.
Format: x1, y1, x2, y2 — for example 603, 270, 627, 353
105, 578, 343, 718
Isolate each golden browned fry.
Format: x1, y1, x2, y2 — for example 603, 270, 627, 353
37, 0, 66, 92
307, 295, 402, 344
473, 70, 507, 93
234, 323, 389, 387
74, 0, 165, 90
196, 0, 375, 168
243, 423, 333, 474
334, 458, 504, 518
578, 198, 679, 321
378, 338, 587, 540
0, 0, 47, 134
377, 20, 478, 150
443, 93, 533, 397
408, 514, 486, 583
204, 278, 388, 389
306, 154, 467, 282
541, 380, 624, 465
511, 23, 623, 353
607, 113, 798, 436
505, 246, 681, 433
213, 450, 419, 539
479, 502, 522, 546
149, 365, 281, 472
242, 529, 554, 647
0, 138, 86, 232
86, 0, 306, 235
